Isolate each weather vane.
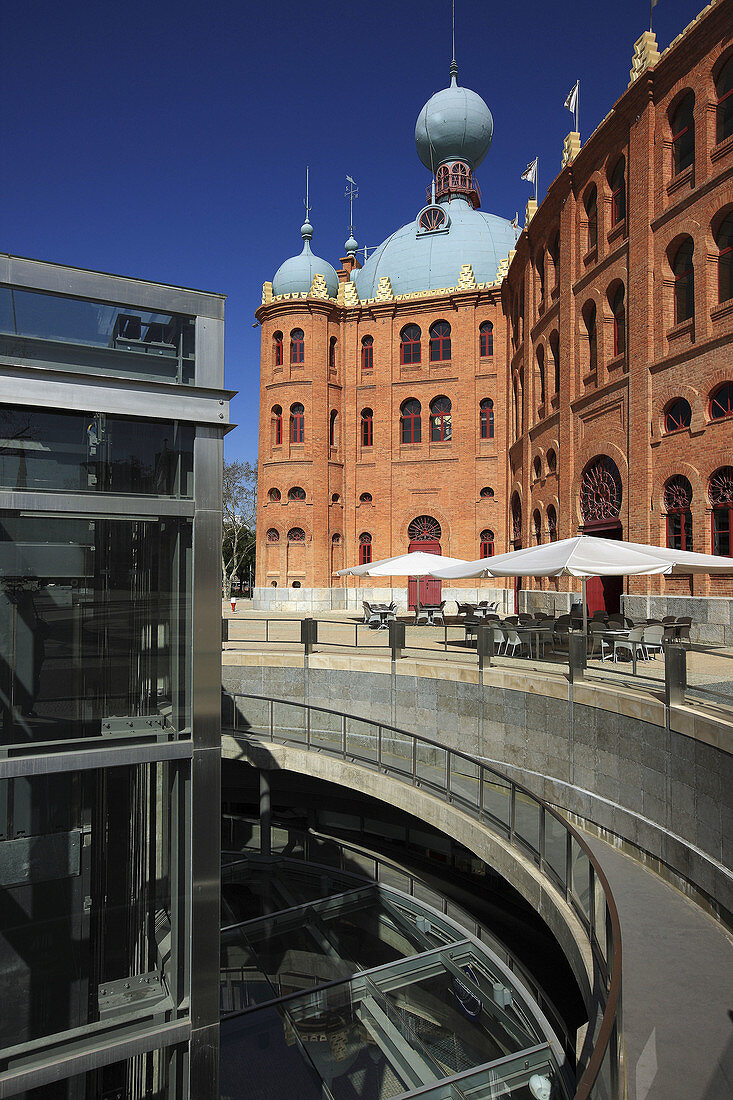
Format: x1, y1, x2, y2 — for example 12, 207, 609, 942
345, 175, 359, 237
303, 165, 311, 222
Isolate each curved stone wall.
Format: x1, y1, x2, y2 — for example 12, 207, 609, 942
222, 655, 733, 925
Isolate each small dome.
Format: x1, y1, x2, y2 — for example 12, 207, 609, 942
415, 69, 493, 172
272, 221, 339, 297
345, 234, 358, 255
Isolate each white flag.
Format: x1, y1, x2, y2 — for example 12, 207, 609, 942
521, 158, 537, 185
564, 80, 579, 114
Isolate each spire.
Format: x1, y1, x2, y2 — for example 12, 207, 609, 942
450, 0, 458, 84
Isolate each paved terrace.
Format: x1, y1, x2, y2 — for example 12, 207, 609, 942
222, 606, 733, 1099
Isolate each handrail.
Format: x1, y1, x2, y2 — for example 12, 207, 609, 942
222, 689, 624, 1100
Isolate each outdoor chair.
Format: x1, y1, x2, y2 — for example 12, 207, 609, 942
662, 615, 677, 624
642, 624, 664, 659
485, 612, 501, 621
491, 627, 507, 655
431, 601, 446, 626
553, 615, 572, 648
363, 601, 380, 628
456, 602, 476, 618
503, 627, 529, 658
676, 622, 692, 646
588, 620, 612, 660
518, 613, 534, 623
613, 626, 647, 663
505, 615, 519, 625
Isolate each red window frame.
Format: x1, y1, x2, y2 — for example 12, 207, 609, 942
610, 159, 626, 226
715, 213, 733, 304
290, 329, 304, 364
480, 530, 494, 558
429, 396, 452, 441
716, 57, 733, 144
273, 332, 283, 366
361, 335, 374, 371
429, 321, 451, 361
287, 527, 305, 542
359, 492, 372, 503
612, 286, 625, 357
712, 507, 732, 556
272, 405, 282, 445
400, 399, 421, 443
358, 533, 372, 565
672, 241, 694, 324
268, 488, 281, 502
361, 408, 373, 447
287, 486, 306, 501
290, 403, 304, 443
479, 486, 494, 499
671, 95, 695, 175
664, 398, 691, 433
400, 325, 421, 365
479, 322, 493, 358
266, 528, 280, 543
664, 476, 693, 550
479, 398, 494, 440
329, 337, 337, 368
710, 381, 733, 420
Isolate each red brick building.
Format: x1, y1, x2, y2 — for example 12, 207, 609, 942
255, 0, 733, 635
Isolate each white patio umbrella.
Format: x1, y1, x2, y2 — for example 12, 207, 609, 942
338, 550, 468, 616
427, 535, 733, 634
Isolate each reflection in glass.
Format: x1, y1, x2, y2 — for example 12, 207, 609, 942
0, 513, 191, 747
0, 405, 194, 496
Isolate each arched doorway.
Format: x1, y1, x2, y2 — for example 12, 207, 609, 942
407, 515, 442, 609
511, 494, 522, 611
580, 456, 623, 614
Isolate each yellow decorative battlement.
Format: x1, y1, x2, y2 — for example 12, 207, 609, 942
309, 274, 330, 300
262, 281, 273, 304
561, 131, 581, 170
629, 30, 660, 85
343, 280, 360, 307
524, 198, 537, 227
376, 276, 394, 301
457, 263, 477, 290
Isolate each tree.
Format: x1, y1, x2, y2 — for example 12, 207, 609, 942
222, 459, 257, 598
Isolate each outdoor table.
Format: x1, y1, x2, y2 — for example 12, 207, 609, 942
371, 607, 394, 629
416, 604, 443, 625
514, 625, 554, 660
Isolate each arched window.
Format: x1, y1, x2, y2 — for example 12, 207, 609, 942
536, 346, 545, 406
533, 509, 542, 544
710, 381, 733, 420
479, 486, 494, 499
358, 532, 372, 565
480, 529, 494, 558
287, 527, 306, 542
664, 475, 693, 551
664, 397, 692, 432
513, 377, 521, 438
549, 331, 560, 393
268, 488, 281, 502
271, 404, 283, 445
511, 495, 522, 548
436, 165, 449, 193
361, 407, 374, 447
584, 185, 598, 251
400, 398, 422, 443
709, 467, 733, 555
429, 321, 451, 361
359, 491, 373, 503
533, 456, 542, 482
332, 533, 341, 543
612, 285, 626, 357
290, 402, 304, 443
672, 239, 694, 324
400, 324, 421, 365
670, 93, 695, 176
288, 486, 306, 501
583, 301, 597, 372
331, 493, 340, 503
479, 398, 494, 440
609, 158, 626, 226
580, 456, 622, 524
329, 409, 338, 448
408, 515, 442, 542
537, 252, 546, 301
548, 232, 560, 288
715, 211, 733, 303
361, 335, 374, 370
547, 449, 557, 474
273, 331, 283, 366
716, 56, 733, 144
329, 336, 337, 368
290, 328, 304, 364
266, 528, 280, 542
477, 319, 493, 356
547, 504, 558, 541
430, 395, 452, 441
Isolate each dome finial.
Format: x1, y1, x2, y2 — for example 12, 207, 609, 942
345, 175, 359, 256
450, 0, 458, 84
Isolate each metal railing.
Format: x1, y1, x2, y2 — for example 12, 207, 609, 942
222, 690, 624, 1099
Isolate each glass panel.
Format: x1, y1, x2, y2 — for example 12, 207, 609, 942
221, 1006, 327, 1100
345, 715, 378, 762
0, 284, 195, 385
309, 706, 341, 752
380, 729, 414, 776
594, 876, 608, 962
450, 757, 480, 810
231, 694, 269, 735
481, 772, 511, 833
544, 811, 568, 887
0, 513, 191, 748
0, 762, 182, 1049
458, 1048, 568, 1099
272, 700, 306, 743
0, 405, 194, 496
417, 742, 447, 790
571, 838, 592, 924
513, 791, 541, 856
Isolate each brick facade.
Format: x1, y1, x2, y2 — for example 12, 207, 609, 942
255, 0, 733, 613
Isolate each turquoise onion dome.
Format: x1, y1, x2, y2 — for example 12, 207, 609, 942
415, 64, 493, 171
272, 218, 339, 297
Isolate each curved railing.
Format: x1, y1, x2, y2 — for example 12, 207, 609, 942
222, 691, 623, 1099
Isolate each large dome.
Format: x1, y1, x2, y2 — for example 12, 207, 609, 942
352, 198, 515, 299
272, 220, 339, 298
415, 69, 493, 171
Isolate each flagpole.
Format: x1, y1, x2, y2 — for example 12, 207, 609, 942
535, 158, 538, 203
576, 80, 580, 137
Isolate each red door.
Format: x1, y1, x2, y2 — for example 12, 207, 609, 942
583, 524, 622, 614
407, 539, 442, 609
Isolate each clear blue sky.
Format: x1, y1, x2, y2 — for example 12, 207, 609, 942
1, 0, 704, 464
